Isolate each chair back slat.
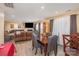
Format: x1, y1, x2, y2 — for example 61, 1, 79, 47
63, 35, 71, 52
63, 33, 79, 56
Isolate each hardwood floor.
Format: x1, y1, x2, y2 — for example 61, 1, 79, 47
15, 40, 34, 56
15, 40, 64, 56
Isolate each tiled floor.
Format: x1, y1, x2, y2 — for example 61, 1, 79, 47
15, 40, 64, 56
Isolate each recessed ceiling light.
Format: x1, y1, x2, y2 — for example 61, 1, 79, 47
11, 14, 16, 19
41, 6, 45, 10
66, 9, 71, 12
55, 11, 58, 14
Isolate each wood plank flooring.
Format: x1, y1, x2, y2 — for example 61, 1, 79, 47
15, 40, 64, 56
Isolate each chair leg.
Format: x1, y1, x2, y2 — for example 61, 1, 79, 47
65, 53, 69, 56
41, 50, 42, 54
35, 48, 37, 55
54, 50, 57, 56
40, 47, 43, 54
47, 52, 49, 56
44, 46, 47, 56
54, 45, 57, 56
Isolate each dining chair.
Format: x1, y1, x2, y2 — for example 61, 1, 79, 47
32, 32, 43, 55
63, 34, 79, 56
47, 35, 58, 56
70, 33, 79, 49
4, 31, 14, 43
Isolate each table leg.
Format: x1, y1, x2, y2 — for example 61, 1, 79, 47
32, 40, 34, 50
44, 44, 47, 56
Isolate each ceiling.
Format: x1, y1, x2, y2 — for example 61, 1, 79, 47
1, 3, 79, 22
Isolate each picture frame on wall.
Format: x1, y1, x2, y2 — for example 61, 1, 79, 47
10, 24, 14, 28
18, 25, 21, 28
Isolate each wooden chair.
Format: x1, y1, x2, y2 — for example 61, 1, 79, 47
63, 34, 79, 56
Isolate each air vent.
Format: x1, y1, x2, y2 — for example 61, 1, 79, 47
4, 3, 14, 8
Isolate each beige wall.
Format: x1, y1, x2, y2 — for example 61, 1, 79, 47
0, 12, 4, 43
5, 22, 18, 31
77, 15, 79, 33
4, 21, 24, 31
44, 20, 50, 33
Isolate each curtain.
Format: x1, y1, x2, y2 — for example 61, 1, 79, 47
53, 16, 70, 45
70, 15, 77, 34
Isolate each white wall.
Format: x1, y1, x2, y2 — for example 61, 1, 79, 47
53, 16, 70, 45
77, 14, 79, 33
36, 23, 39, 31
0, 12, 4, 43
40, 22, 43, 34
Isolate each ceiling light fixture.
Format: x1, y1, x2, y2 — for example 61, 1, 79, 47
41, 6, 45, 10
11, 14, 16, 19
55, 11, 58, 14
66, 9, 71, 12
